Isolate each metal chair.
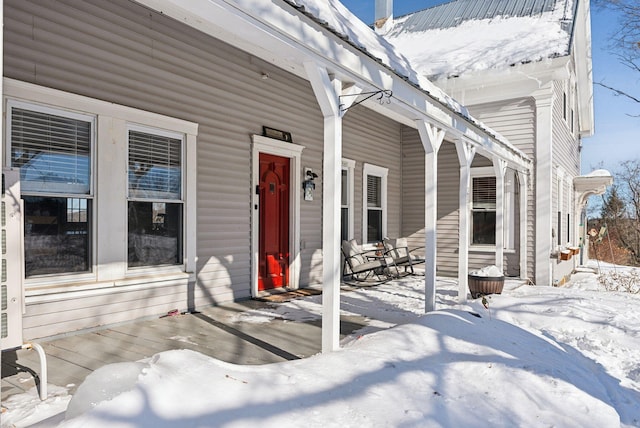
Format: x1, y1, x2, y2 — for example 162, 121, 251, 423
341, 239, 394, 285
383, 237, 425, 276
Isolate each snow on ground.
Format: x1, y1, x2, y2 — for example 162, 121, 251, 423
4, 261, 640, 427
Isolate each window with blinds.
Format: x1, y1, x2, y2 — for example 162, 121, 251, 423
128, 130, 182, 200
341, 170, 349, 242
472, 176, 496, 210
11, 107, 91, 194
472, 176, 496, 245
367, 175, 382, 208
9, 103, 94, 277
366, 174, 383, 243
127, 128, 183, 268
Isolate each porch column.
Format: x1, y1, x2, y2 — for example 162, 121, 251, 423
1, 0, 4, 377
493, 158, 507, 272
518, 170, 529, 280
456, 140, 476, 304
534, 90, 554, 286
417, 120, 445, 313
304, 62, 342, 352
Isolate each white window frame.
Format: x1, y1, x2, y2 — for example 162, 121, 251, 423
557, 167, 565, 247
4, 79, 198, 292
126, 124, 186, 273
470, 167, 516, 251
341, 158, 355, 241
6, 99, 97, 283
362, 163, 388, 245
470, 167, 496, 249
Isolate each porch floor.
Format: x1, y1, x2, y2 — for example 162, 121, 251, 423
1, 297, 369, 403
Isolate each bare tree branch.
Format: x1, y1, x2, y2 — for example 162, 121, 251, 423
593, 0, 640, 116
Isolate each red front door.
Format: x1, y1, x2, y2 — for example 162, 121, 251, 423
258, 153, 290, 291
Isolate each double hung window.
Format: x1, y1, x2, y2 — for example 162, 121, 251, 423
362, 163, 387, 244
127, 128, 184, 268
472, 175, 496, 245
340, 159, 355, 242
6, 82, 196, 286
9, 102, 94, 277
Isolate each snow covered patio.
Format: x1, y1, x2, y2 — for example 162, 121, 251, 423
3, 265, 640, 426
0, 276, 462, 400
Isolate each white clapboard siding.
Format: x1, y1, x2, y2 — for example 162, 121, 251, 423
343, 105, 403, 243
551, 81, 581, 247
468, 98, 536, 279
400, 127, 462, 277
435, 142, 464, 276
400, 126, 425, 251
401, 97, 536, 278
3, 0, 316, 337
4, 0, 410, 338
22, 279, 190, 339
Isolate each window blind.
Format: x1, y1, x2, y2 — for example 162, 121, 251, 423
472, 176, 496, 210
367, 175, 381, 208
341, 170, 348, 206
11, 108, 91, 194
128, 130, 182, 200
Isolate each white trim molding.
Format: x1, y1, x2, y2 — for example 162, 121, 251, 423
362, 163, 388, 245
3, 79, 198, 292
341, 158, 356, 240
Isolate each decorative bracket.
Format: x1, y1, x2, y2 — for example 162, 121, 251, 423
340, 90, 392, 113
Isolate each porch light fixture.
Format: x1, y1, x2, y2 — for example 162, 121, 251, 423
303, 168, 318, 201
262, 126, 293, 143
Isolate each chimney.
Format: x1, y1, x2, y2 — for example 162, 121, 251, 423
374, 0, 393, 34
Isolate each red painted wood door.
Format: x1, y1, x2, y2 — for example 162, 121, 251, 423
258, 153, 290, 291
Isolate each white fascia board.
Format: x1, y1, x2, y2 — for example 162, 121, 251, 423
135, 0, 530, 171
572, 0, 595, 137
435, 57, 571, 106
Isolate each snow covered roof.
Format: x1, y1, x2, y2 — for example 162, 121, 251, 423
384, 0, 577, 80
574, 169, 613, 206
286, 0, 465, 114
285, 0, 529, 163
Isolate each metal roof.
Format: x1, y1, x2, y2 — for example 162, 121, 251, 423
394, 0, 572, 33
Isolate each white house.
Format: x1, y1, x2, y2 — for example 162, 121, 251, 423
380, 0, 611, 287
7, 0, 602, 360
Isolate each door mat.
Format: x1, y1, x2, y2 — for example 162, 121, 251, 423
255, 288, 322, 303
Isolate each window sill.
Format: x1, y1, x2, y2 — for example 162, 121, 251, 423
469, 246, 516, 254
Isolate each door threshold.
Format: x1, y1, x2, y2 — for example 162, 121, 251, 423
254, 287, 322, 303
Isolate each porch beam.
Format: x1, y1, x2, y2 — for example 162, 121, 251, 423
417, 120, 445, 313
304, 61, 342, 352
456, 140, 476, 304
493, 158, 507, 272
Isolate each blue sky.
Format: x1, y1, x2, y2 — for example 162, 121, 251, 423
340, 0, 640, 176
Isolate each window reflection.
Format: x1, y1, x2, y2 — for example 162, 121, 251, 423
24, 196, 91, 276
128, 201, 182, 267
